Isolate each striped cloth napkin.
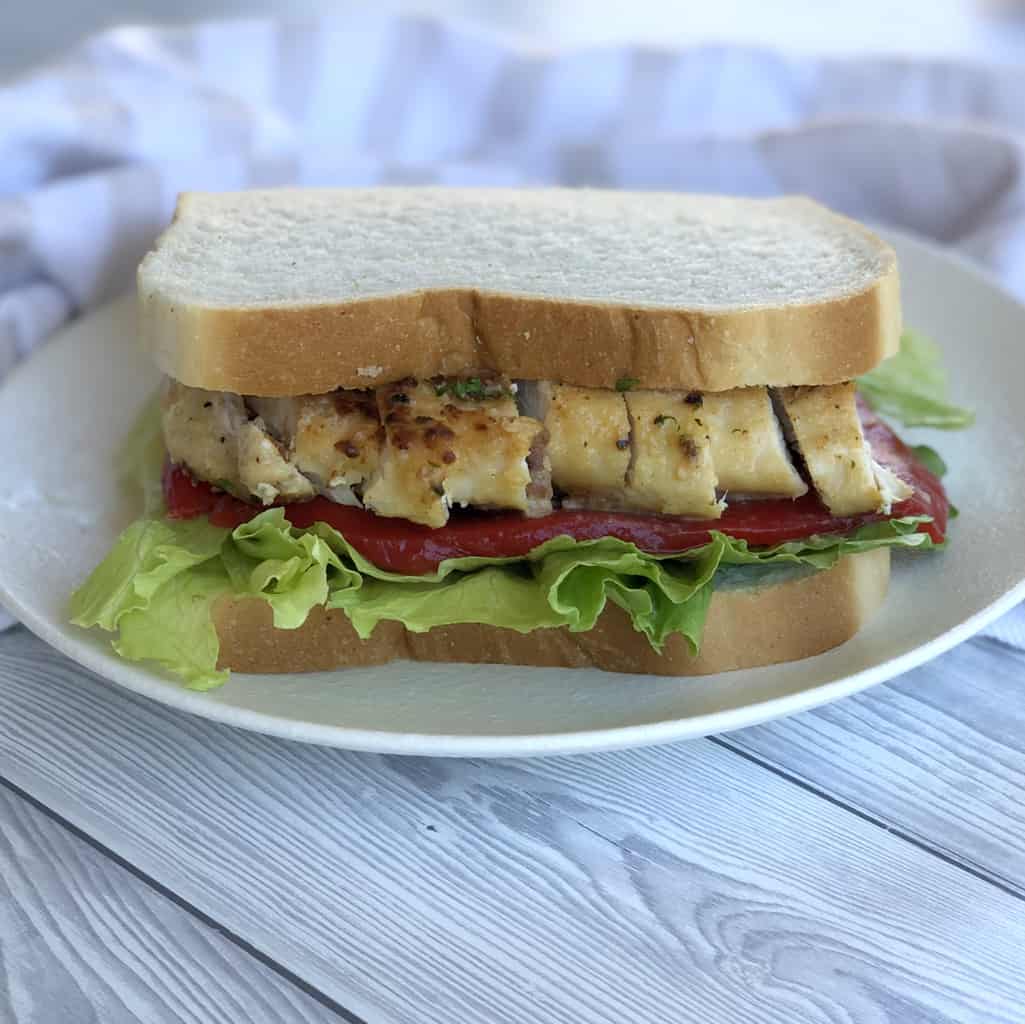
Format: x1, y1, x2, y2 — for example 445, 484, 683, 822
1, 12, 1023, 646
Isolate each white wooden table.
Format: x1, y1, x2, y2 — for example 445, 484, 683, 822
3, 623, 1025, 1022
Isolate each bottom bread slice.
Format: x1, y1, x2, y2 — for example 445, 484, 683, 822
213, 547, 890, 676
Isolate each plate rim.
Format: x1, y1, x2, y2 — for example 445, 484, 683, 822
1, 226, 1023, 757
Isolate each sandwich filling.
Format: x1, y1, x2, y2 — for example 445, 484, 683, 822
71, 332, 971, 688
160, 390, 947, 576
161, 374, 912, 531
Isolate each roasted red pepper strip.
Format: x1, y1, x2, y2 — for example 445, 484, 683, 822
163, 399, 948, 575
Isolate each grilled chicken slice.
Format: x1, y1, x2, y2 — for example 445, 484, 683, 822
294, 392, 383, 505
237, 419, 315, 505
623, 390, 723, 518
250, 392, 383, 508
518, 382, 631, 502
164, 381, 311, 504
161, 380, 247, 494
777, 382, 911, 515
363, 377, 550, 527
701, 387, 807, 498
167, 374, 907, 525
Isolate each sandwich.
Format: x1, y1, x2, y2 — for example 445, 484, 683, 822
70, 188, 972, 688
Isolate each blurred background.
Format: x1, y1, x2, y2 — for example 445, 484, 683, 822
4, 0, 1025, 78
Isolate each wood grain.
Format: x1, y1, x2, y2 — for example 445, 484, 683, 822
2, 627, 1024, 1023
722, 637, 1025, 892
0, 784, 339, 1024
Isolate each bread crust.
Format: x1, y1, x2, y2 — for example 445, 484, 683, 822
140, 191, 901, 397
213, 547, 890, 676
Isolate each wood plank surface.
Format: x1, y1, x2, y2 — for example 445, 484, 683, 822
723, 637, 1025, 892
0, 784, 341, 1024
2, 627, 1023, 1023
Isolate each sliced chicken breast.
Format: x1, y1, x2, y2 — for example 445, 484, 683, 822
295, 392, 382, 505
264, 393, 383, 506
873, 461, 914, 512
623, 390, 724, 518
237, 419, 315, 505
164, 381, 310, 504
244, 396, 296, 441
518, 382, 631, 500
777, 382, 911, 515
701, 387, 807, 498
246, 392, 383, 507
161, 380, 247, 494
166, 373, 909, 526
363, 377, 549, 527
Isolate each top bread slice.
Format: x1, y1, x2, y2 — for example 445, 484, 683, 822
138, 188, 901, 397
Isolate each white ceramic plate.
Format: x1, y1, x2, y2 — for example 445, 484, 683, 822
1, 230, 1024, 757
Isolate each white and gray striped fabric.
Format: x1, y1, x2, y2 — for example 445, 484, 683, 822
1, 12, 1023, 643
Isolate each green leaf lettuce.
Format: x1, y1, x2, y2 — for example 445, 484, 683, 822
857, 330, 974, 428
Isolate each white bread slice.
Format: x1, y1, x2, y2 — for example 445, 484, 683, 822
139, 189, 901, 397
212, 547, 889, 676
